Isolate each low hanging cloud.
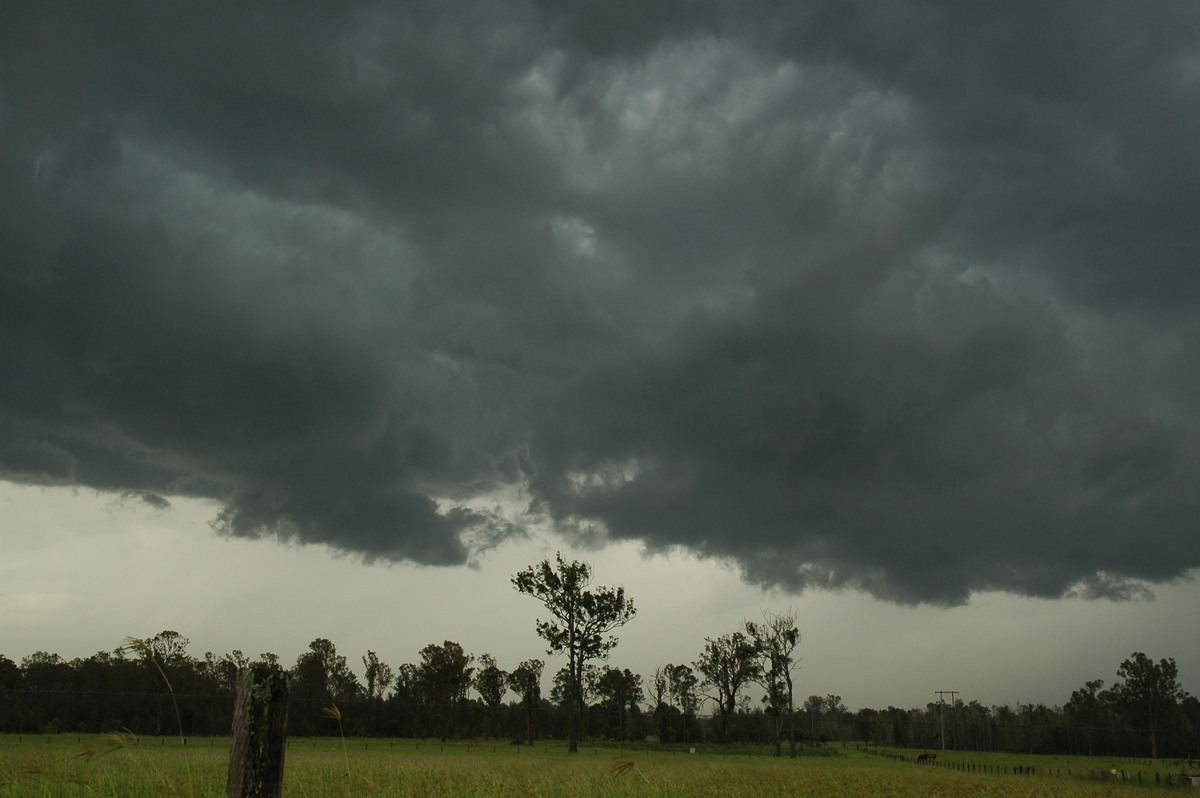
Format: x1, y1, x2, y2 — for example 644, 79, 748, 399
2, 1, 1199, 604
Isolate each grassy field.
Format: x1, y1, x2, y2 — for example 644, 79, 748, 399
0, 735, 1191, 797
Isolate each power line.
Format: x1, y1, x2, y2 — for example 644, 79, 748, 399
934, 690, 958, 750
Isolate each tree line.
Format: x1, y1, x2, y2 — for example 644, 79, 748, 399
1, 554, 1197, 759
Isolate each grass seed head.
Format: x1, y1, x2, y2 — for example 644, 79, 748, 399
610, 759, 651, 784
119, 636, 152, 658
102, 728, 138, 748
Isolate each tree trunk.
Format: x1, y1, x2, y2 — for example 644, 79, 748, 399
567, 624, 579, 753
567, 682, 580, 753
787, 683, 797, 758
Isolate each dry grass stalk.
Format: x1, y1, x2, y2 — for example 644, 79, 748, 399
323, 703, 352, 780
119, 637, 195, 796
610, 758, 652, 784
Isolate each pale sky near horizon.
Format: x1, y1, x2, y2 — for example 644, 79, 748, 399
3, 2, 1200, 714
5, 481, 1197, 712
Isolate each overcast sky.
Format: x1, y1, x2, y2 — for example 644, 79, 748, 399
2, 1, 1199, 710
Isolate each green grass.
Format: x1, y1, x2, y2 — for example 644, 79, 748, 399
869, 745, 1199, 781
0, 735, 1187, 796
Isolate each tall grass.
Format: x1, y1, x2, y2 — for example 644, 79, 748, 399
118, 636, 196, 796
322, 703, 352, 781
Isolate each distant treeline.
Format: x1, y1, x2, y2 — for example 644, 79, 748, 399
2, 633, 1197, 759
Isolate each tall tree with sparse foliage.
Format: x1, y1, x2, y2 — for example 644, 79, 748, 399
653, 663, 699, 743
363, 650, 394, 704
695, 631, 759, 741
667, 664, 699, 720
746, 609, 801, 757
363, 650, 394, 735
513, 553, 636, 753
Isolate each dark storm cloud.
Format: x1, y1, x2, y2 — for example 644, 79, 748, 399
2, 1, 1199, 602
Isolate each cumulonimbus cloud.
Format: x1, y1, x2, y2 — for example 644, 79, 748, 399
2, 1, 1198, 604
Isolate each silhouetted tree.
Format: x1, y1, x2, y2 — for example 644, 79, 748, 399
664, 663, 700, 742
650, 666, 669, 713
386, 662, 421, 737
415, 641, 473, 740
363, 650, 394, 735
512, 553, 636, 753
1065, 679, 1112, 755
507, 659, 543, 746
1110, 652, 1189, 758
0, 655, 22, 730
746, 610, 801, 756
20, 653, 73, 733
695, 631, 759, 741
292, 638, 361, 733
473, 653, 507, 738
593, 666, 643, 740
204, 649, 248, 694
144, 630, 190, 665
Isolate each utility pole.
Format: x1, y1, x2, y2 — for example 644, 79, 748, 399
934, 691, 958, 751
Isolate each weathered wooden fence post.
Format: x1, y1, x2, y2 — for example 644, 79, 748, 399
227, 665, 290, 798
